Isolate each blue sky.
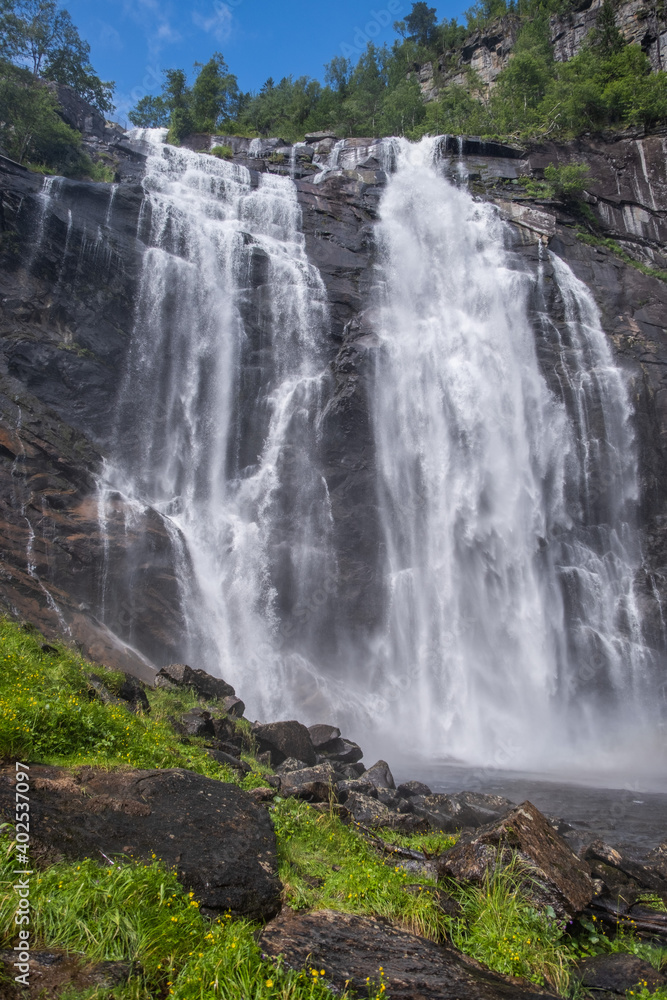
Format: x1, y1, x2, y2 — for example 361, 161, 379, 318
61, 0, 469, 124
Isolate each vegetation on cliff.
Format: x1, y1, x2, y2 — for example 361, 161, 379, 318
0, 0, 113, 173
128, 0, 667, 146
1, 616, 666, 999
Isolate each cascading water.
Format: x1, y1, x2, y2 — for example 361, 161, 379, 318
98, 130, 335, 719
89, 130, 663, 777
367, 137, 660, 774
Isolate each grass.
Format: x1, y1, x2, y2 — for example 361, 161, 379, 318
374, 827, 458, 855
0, 833, 353, 1000
210, 144, 233, 160
272, 797, 450, 941
576, 230, 667, 284
446, 857, 571, 991
1, 615, 667, 999
0, 617, 267, 789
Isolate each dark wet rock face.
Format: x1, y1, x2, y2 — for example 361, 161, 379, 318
575, 953, 667, 994
260, 909, 560, 999
0, 764, 281, 920
1, 118, 667, 687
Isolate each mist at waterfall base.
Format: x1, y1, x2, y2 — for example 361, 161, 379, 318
95, 131, 665, 789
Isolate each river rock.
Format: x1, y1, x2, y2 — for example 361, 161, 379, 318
397, 779, 432, 797
253, 720, 317, 766
307, 723, 341, 747
0, 764, 281, 920
316, 737, 364, 763
277, 762, 337, 802
438, 801, 595, 919
179, 708, 214, 737
362, 759, 395, 789
156, 663, 235, 700
574, 953, 666, 993
222, 695, 245, 717
412, 791, 513, 833
260, 909, 560, 998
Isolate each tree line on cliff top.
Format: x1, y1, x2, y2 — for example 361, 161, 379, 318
1, 0, 667, 175
129, 0, 667, 144
0, 0, 113, 173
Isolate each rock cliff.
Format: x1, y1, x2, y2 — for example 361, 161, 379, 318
1, 114, 666, 677
413, 0, 667, 98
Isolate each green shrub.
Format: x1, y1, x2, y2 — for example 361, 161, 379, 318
0, 60, 81, 167
210, 144, 233, 159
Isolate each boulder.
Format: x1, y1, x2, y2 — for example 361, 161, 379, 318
222, 695, 245, 717
362, 759, 395, 789
275, 757, 311, 774
253, 720, 317, 766
210, 715, 243, 747
438, 801, 595, 919
574, 954, 666, 994
260, 909, 559, 999
336, 778, 378, 802
338, 762, 366, 779
345, 790, 393, 826
397, 780, 432, 798
278, 762, 337, 802
412, 791, 512, 833
87, 674, 124, 707
179, 708, 214, 737
156, 663, 235, 700
307, 723, 341, 748
0, 764, 281, 921
118, 674, 151, 713
584, 840, 667, 893
375, 787, 410, 811
204, 748, 251, 773
317, 737, 364, 763
344, 791, 425, 833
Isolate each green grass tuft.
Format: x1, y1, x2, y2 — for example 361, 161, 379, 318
272, 797, 450, 941
446, 858, 571, 991
0, 618, 234, 780
210, 144, 233, 160
0, 834, 352, 1000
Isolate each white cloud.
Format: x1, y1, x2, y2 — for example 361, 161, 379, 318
96, 20, 124, 52
192, 4, 233, 43
121, 0, 182, 59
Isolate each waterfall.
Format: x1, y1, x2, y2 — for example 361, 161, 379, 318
99, 131, 334, 719
90, 131, 663, 775
367, 137, 660, 773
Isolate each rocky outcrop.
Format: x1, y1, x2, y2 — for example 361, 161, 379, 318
260, 909, 560, 999
0, 764, 282, 920
2, 93, 667, 685
438, 801, 595, 919
413, 0, 667, 97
